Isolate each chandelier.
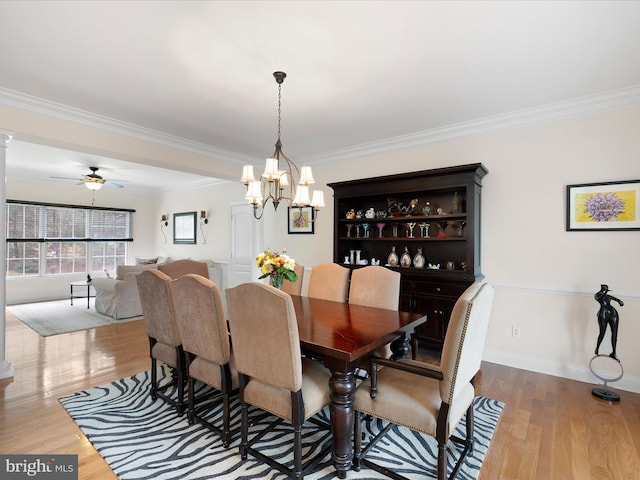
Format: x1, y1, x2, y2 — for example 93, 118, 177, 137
241, 71, 324, 220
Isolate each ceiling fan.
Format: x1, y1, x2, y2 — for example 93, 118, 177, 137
51, 166, 128, 191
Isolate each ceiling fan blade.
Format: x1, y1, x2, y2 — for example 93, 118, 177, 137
104, 180, 125, 189
50, 175, 83, 181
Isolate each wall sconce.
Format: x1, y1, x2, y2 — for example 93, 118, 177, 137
200, 210, 208, 244
160, 214, 168, 244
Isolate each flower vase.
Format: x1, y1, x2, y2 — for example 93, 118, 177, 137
270, 275, 284, 290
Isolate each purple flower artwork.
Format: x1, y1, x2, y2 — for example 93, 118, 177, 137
584, 192, 625, 222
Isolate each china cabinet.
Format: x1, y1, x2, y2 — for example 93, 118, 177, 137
328, 163, 488, 351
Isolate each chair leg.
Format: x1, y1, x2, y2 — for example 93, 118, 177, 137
293, 425, 303, 480
466, 403, 475, 457
150, 358, 158, 400
222, 392, 231, 448
353, 411, 362, 471
187, 376, 195, 425
437, 441, 447, 480
240, 400, 249, 460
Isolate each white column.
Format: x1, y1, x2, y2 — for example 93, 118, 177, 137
0, 130, 14, 379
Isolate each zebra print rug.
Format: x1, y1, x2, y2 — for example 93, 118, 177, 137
59, 366, 503, 480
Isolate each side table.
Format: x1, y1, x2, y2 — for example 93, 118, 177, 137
70, 281, 95, 309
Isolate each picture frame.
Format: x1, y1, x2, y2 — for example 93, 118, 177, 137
288, 207, 314, 234
566, 180, 640, 231
173, 211, 197, 244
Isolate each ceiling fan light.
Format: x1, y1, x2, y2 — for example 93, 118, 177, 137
85, 178, 105, 190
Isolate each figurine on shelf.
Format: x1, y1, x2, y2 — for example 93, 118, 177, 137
452, 192, 461, 214
387, 246, 399, 267
346, 209, 356, 220
365, 208, 376, 219
422, 201, 431, 216
413, 248, 425, 268
400, 247, 411, 268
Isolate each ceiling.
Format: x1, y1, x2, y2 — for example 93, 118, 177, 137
2, 1, 640, 192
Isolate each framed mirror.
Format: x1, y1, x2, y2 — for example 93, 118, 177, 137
173, 211, 197, 244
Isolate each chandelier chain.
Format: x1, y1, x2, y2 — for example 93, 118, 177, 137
277, 82, 282, 142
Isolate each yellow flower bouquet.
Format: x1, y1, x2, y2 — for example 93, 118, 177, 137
256, 248, 298, 289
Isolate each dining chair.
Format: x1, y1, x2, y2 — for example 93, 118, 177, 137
307, 262, 350, 302
349, 265, 401, 363
226, 281, 333, 479
136, 269, 186, 414
348, 265, 400, 309
352, 282, 495, 480
281, 263, 304, 296
172, 274, 239, 447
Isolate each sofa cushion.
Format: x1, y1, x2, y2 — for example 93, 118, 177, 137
115, 263, 158, 280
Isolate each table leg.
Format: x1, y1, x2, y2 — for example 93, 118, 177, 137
70, 284, 74, 306
86, 285, 90, 309
390, 333, 412, 360
328, 368, 356, 479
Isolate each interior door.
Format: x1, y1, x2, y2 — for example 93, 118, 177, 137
228, 202, 263, 288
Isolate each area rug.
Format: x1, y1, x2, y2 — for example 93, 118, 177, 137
7, 299, 142, 336
59, 366, 504, 480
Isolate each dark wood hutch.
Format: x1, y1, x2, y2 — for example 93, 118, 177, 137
328, 163, 488, 352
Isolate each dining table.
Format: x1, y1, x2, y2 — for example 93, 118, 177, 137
289, 295, 427, 479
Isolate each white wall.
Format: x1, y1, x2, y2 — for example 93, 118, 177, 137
4, 105, 639, 393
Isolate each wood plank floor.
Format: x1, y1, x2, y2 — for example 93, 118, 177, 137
2, 310, 640, 479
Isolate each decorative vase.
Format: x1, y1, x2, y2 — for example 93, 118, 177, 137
387, 246, 399, 267
270, 275, 284, 290
400, 247, 411, 268
413, 248, 425, 268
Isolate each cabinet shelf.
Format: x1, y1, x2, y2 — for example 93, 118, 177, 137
338, 214, 466, 223
338, 236, 465, 241
328, 163, 488, 352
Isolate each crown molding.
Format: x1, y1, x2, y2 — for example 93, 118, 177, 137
2, 85, 640, 167
0, 87, 256, 165
302, 85, 640, 164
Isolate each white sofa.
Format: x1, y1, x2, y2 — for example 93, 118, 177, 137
92, 259, 222, 319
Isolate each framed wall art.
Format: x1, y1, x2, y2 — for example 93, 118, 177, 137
566, 180, 640, 231
288, 207, 314, 234
173, 211, 197, 244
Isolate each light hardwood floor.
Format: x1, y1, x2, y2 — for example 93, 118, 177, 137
2, 310, 639, 479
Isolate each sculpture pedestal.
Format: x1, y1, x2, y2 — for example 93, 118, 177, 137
589, 354, 623, 403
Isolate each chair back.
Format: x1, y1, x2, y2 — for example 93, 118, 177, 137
136, 269, 181, 347
348, 266, 400, 310
226, 282, 303, 393
158, 259, 209, 280
172, 274, 230, 366
439, 282, 495, 404
307, 262, 350, 302
281, 263, 304, 296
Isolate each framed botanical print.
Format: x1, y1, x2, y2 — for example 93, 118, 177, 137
566, 180, 640, 231
288, 207, 314, 234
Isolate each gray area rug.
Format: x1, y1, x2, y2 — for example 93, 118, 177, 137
59, 366, 504, 480
7, 299, 141, 336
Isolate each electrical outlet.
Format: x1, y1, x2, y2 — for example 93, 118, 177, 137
512, 326, 520, 337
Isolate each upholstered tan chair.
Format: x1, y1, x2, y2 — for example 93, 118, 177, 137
353, 282, 495, 480
157, 259, 209, 280
307, 262, 350, 302
136, 269, 185, 413
172, 274, 239, 447
349, 265, 401, 363
226, 282, 333, 479
349, 266, 400, 310
281, 263, 304, 296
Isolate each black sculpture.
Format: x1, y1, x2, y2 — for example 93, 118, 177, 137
594, 284, 623, 362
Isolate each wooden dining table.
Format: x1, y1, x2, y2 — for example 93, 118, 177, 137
289, 295, 427, 479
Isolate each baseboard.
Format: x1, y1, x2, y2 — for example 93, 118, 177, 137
483, 350, 640, 394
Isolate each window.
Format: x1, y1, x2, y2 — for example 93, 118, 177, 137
6, 201, 134, 277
